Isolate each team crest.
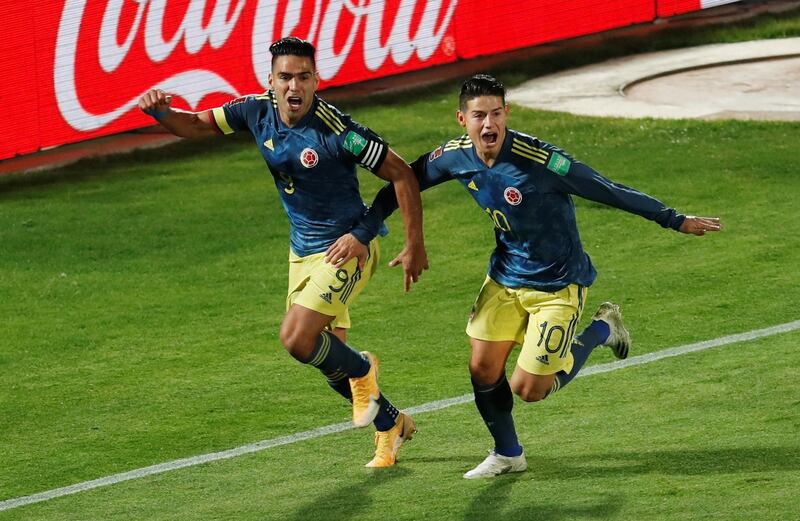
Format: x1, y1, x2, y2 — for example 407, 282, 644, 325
504, 187, 522, 206
428, 146, 443, 162
300, 148, 319, 168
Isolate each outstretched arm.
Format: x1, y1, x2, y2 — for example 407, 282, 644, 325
138, 89, 218, 139
555, 156, 722, 234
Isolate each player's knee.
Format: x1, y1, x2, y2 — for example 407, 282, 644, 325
518, 389, 548, 402
511, 381, 548, 402
468, 359, 502, 385
279, 324, 315, 361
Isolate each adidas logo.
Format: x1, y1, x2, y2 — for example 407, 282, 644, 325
536, 354, 549, 365
319, 292, 332, 304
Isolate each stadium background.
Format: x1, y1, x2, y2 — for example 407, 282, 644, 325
3, 1, 800, 518
2, 0, 738, 162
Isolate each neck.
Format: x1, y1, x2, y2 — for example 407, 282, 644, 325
280, 111, 301, 128
477, 150, 498, 168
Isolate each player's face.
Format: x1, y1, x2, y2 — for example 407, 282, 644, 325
457, 96, 508, 163
269, 55, 319, 127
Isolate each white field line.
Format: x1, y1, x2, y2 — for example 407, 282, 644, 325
3, 319, 799, 512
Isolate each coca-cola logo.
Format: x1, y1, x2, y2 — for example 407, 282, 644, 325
55, 0, 458, 132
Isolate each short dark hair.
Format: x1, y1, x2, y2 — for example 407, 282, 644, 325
269, 37, 316, 68
459, 74, 506, 111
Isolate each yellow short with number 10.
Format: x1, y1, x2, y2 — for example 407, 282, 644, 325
466, 276, 587, 375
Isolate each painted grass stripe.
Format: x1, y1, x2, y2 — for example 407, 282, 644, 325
2, 319, 799, 512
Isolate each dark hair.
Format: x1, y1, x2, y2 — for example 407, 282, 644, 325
269, 37, 316, 68
459, 74, 506, 111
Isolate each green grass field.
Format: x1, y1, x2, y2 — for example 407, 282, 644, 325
2, 9, 800, 521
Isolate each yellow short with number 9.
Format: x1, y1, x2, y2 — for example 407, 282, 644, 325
287, 240, 379, 330
466, 276, 587, 375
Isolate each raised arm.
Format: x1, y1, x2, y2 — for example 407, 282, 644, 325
138, 89, 219, 139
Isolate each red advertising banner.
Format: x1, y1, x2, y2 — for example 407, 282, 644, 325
455, 0, 656, 59
657, 0, 703, 16
0, 0, 738, 162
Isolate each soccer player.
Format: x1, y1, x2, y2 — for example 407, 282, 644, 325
342, 74, 721, 478
137, 37, 428, 468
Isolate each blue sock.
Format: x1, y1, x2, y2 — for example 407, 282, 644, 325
373, 394, 400, 431
576, 320, 610, 351
324, 372, 352, 400
472, 375, 522, 457
551, 320, 610, 394
304, 330, 370, 379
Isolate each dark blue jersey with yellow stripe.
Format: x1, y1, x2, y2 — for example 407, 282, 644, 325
211, 91, 388, 256
354, 129, 685, 291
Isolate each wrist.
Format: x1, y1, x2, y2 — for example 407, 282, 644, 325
144, 108, 170, 120
405, 238, 425, 250
350, 228, 373, 245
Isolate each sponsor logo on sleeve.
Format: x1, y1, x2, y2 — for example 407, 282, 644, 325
343, 131, 368, 156
546, 152, 571, 176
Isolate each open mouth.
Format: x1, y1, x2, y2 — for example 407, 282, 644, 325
481, 132, 498, 146
287, 96, 303, 109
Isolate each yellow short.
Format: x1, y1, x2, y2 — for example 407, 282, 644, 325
466, 276, 587, 376
287, 240, 379, 329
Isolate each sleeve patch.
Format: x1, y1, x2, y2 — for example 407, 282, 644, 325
546, 152, 571, 176
428, 146, 443, 162
343, 130, 368, 155
228, 96, 249, 107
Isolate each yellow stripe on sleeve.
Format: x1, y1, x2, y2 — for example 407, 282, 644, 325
511, 144, 547, 164
315, 109, 343, 135
316, 103, 346, 134
212, 107, 234, 135
512, 138, 548, 161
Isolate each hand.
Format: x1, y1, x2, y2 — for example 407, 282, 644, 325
138, 89, 173, 119
388, 243, 429, 292
325, 233, 369, 270
679, 216, 722, 236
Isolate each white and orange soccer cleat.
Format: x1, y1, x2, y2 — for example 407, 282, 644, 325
365, 412, 417, 468
349, 351, 381, 428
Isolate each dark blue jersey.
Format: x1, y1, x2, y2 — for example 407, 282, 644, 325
354, 129, 685, 291
211, 91, 388, 256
